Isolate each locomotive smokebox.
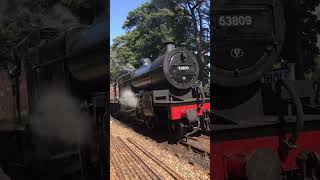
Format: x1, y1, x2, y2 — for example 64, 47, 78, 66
212, 0, 286, 109
130, 43, 199, 91
212, 0, 286, 87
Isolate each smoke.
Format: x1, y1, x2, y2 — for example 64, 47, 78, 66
39, 3, 80, 30
0, 0, 79, 30
31, 89, 91, 145
119, 89, 138, 108
315, 4, 320, 19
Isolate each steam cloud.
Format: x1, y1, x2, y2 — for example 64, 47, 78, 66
39, 3, 80, 29
31, 89, 90, 145
119, 89, 138, 108
0, 0, 79, 30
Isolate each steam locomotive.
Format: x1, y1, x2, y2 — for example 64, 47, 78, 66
212, 0, 320, 179
0, 1, 108, 180
115, 43, 210, 141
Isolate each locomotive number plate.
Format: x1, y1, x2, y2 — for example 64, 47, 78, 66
177, 65, 190, 71
217, 15, 253, 27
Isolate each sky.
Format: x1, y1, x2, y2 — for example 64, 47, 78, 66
110, 0, 150, 45
109, 1, 320, 49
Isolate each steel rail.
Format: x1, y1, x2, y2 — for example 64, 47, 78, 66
180, 136, 210, 156
117, 137, 161, 180
112, 137, 144, 179
127, 138, 184, 180
112, 137, 149, 180
110, 137, 130, 180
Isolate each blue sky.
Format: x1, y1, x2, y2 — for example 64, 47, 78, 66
110, 0, 150, 45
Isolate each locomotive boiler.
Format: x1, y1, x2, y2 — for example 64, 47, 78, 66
116, 43, 210, 141
34, 19, 107, 92
130, 43, 199, 90
212, 0, 320, 180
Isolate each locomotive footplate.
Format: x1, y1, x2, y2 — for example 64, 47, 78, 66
212, 114, 320, 140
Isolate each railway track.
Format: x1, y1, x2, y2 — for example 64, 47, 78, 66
110, 136, 184, 180
179, 135, 210, 157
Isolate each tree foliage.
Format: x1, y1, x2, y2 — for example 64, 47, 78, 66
0, 0, 48, 67
110, 48, 135, 80
61, 0, 93, 22
112, 2, 181, 67
112, 0, 210, 84
301, 0, 320, 71
0, 0, 90, 67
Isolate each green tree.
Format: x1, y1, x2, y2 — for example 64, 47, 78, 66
279, 0, 319, 79
112, 2, 182, 67
174, 0, 210, 84
61, 0, 93, 23
110, 48, 135, 80
0, 0, 90, 67
301, 0, 320, 71
112, 0, 210, 84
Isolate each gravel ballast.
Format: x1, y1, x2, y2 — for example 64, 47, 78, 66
110, 117, 209, 180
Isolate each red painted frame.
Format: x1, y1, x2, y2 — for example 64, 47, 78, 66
211, 131, 320, 179
169, 103, 210, 120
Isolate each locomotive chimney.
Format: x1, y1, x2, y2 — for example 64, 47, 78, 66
165, 42, 175, 53
139, 58, 151, 67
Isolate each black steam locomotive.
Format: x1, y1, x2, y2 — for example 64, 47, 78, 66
212, 0, 320, 179
0, 1, 108, 180
115, 43, 210, 141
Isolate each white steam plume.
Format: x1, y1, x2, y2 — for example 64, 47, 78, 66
31, 89, 90, 145
0, 0, 80, 30
119, 89, 138, 108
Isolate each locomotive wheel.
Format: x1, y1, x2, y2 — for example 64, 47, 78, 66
168, 121, 184, 143
145, 117, 155, 129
